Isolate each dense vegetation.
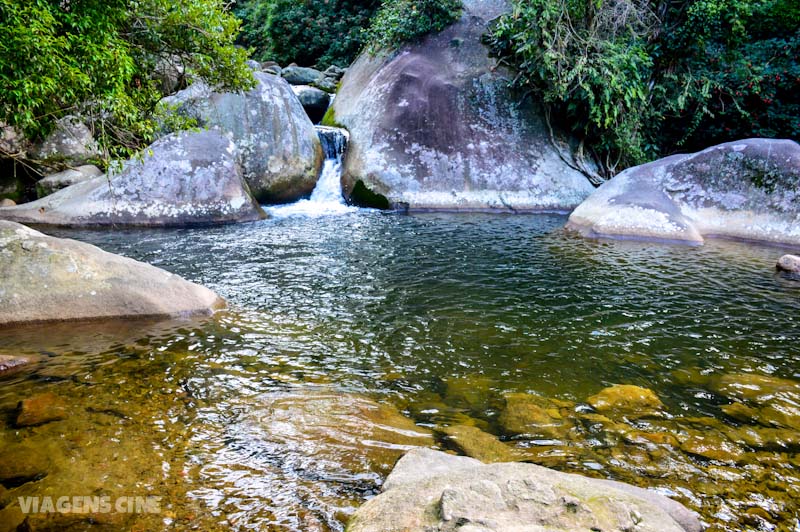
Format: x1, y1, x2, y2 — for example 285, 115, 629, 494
0, 0, 253, 162
364, 0, 462, 52
488, 0, 800, 175
234, 0, 381, 68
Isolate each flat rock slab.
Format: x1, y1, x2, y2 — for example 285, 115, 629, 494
568, 138, 800, 247
349, 448, 702, 532
0, 130, 265, 227
0, 221, 224, 325
16, 392, 68, 427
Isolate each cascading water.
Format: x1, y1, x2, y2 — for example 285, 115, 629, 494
267, 126, 357, 217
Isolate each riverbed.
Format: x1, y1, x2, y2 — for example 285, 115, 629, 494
1, 212, 798, 531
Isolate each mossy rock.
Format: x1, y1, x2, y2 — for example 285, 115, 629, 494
587, 384, 665, 418
497, 393, 571, 439
349, 180, 390, 210
437, 424, 518, 463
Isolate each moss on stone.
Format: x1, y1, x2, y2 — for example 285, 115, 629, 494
321, 106, 344, 128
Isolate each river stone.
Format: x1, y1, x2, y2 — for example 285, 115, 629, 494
680, 433, 745, 463
438, 425, 518, 463
497, 393, 569, 439
347, 448, 702, 532
291, 85, 331, 124
567, 138, 800, 247
587, 384, 665, 418
0, 354, 36, 376
777, 254, 800, 273
331, 0, 595, 212
282, 66, 323, 85
249, 390, 434, 482
0, 444, 50, 487
16, 392, 68, 427
36, 164, 103, 198
0, 130, 265, 226
160, 73, 323, 203
31, 115, 100, 165
0, 221, 225, 325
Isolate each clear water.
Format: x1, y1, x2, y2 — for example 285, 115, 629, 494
1, 212, 799, 531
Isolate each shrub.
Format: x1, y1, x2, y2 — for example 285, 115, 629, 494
365, 0, 463, 52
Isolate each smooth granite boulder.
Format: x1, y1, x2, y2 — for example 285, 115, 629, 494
567, 138, 800, 247
36, 164, 103, 198
161, 72, 323, 203
0, 130, 265, 227
347, 448, 702, 532
0, 221, 225, 325
331, 0, 595, 211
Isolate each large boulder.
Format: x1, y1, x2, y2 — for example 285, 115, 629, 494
331, 0, 595, 211
31, 115, 101, 165
292, 85, 331, 124
36, 164, 103, 198
0, 220, 224, 325
348, 448, 702, 532
161, 72, 323, 203
567, 138, 800, 247
0, 130, 265, 227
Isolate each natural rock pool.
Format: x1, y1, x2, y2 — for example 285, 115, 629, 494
1, 212, 799, 531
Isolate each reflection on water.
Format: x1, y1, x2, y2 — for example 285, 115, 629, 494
1, 212, 799, 531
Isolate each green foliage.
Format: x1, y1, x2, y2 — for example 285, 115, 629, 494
234, 0, 380, 68
365, 0, 463, 52
489, 0, 800, 174
0, 0, 253, 163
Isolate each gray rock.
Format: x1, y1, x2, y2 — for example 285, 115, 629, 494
291, 85, 331, 123
323, 65, 346, 79
331, 0, 595, 211
0, 130, 265, 226
246, 59, 262, 71
311, 75, 338, 93
160, 73, 323, 203
152, 54, 185, 94
282, 65, 323, 85
777, 254, 800, 273
567, 138, 800, 247
36, 164, 103, 198
0, 123, 28, 155
348, 448, 702, 532
31, 115, 100, 165
0, 220, 225, 325
261, 61, 282, 76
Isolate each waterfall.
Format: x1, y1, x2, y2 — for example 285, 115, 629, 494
266, 126, 356, 218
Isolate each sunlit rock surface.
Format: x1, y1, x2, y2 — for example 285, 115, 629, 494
347, 448, 702, 532
0, 130, 265, 227
161, 72, 323, 203
568, 138, 800, 247
0, 221, 225, 325
332, 0, 595, 212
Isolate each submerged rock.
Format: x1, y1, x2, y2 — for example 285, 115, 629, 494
16, 392, 68, 427
0, 221, 225, 325
0, 130, 265, 227
777, 254, 800, 274
0, 444, 50, 487
161, 72, 323, 203
332, 0, 595, 211
680, 433, 745, 463
36, 164, 103, 198
347, 448, 702, 532
497, 393, 570, 439
438, 425, 518, 463
567, 138, 800, 247
587, 384, 665, 418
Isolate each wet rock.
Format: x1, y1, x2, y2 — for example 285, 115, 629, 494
0, 506, 24, 532
443, 375, 496, 412
0, 130, 265, 226
0, 354, 35, 376
16, 392, 68, 427
497, 393, 569, 439
713, 373, 800, 404
0, 199, 15, 208
291, 85, 331, 124
160, 73, 322, 203
438, 425, 518, 463
348, 448, 702, 532
725, 425, 800, 451
587, 384, 665, 418
250, 390, 433, 480
17, 510, 130, 531
567, 138, 800, 247
31, 115, 100, 166
0, 445, 50, 487
623, 430, 680, 447
0, 221, 225, 325
680, 433, 745, 462
332, 0, 594, 211
282, 66, 323, 85
35, 165, 103, 198
776, 254, 800, 273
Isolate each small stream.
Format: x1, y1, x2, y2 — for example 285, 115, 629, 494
0, 133, 799, 530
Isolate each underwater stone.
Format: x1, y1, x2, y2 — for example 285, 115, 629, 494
587, 384, 665, 418
16, 392, 68, 427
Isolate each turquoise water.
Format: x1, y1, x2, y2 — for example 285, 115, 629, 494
1, 212, 799, 531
